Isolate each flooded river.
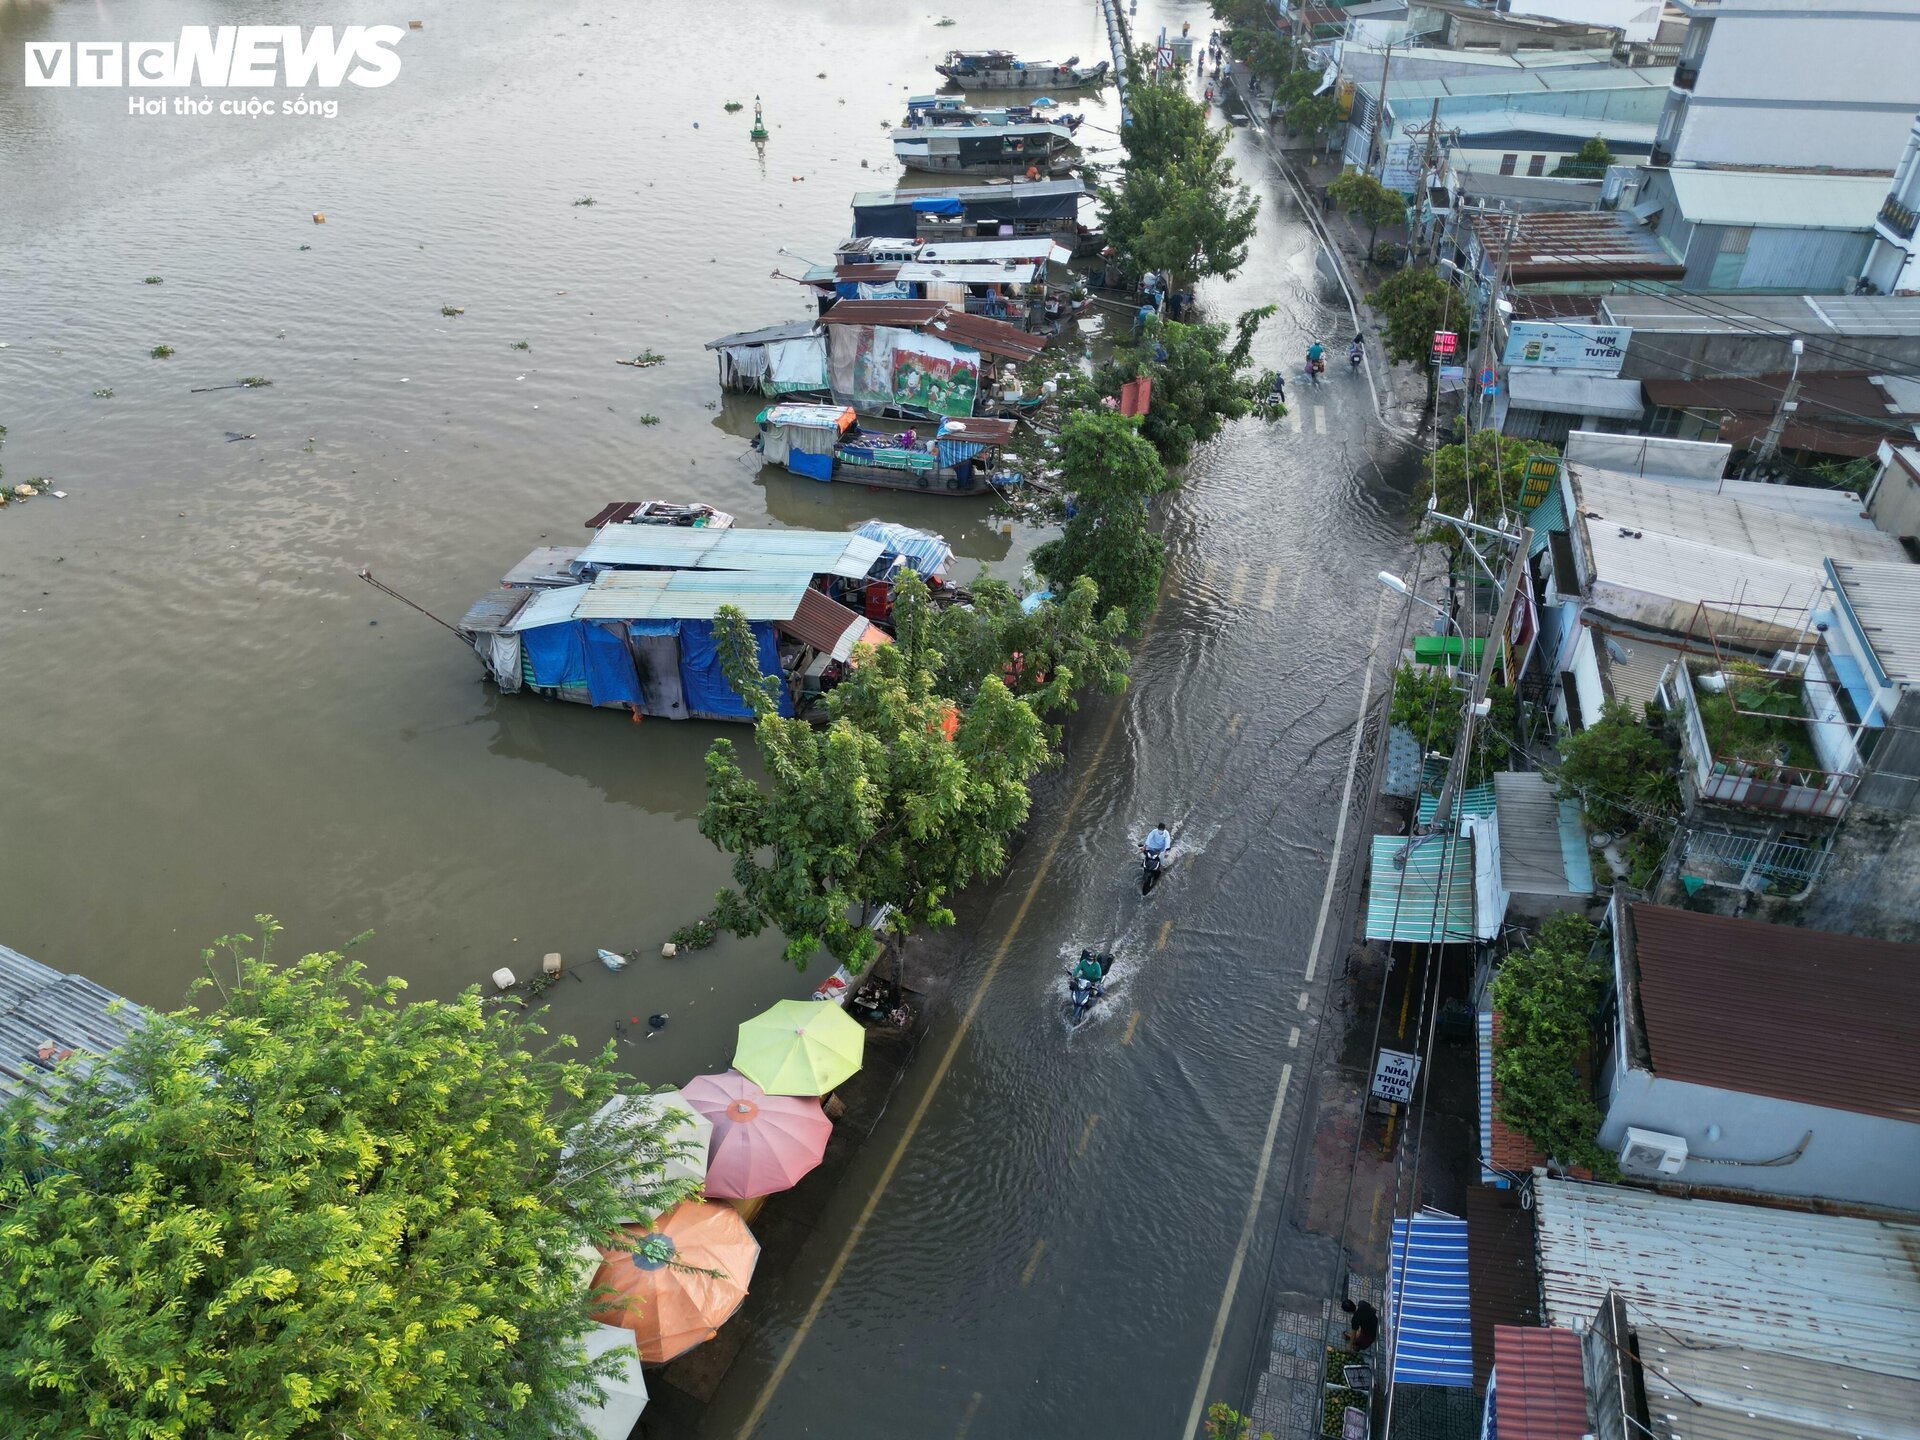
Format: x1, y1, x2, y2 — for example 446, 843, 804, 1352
0, 0, 1141, 1078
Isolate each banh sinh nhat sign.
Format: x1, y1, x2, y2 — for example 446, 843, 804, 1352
1371, 1048, 1421, 1105
1517, 453, 1558, 510
1501, 322, 1630, 375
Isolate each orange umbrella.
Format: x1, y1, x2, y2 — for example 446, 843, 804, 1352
589, 1203, 760, 1365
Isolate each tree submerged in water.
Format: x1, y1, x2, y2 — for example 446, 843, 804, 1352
0, 919, 695, 1438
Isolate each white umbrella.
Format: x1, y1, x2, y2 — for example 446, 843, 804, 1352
590, 1089, 715, 1221
575, 1322, 648, 1440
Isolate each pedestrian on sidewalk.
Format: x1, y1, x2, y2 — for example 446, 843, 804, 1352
1341, 1298, 1379, 1353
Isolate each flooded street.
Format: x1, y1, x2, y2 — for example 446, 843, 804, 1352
3, 1, 1418, 1433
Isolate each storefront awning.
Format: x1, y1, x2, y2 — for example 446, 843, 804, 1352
1507, 369, 1645, 420
1388, 1210, 1473, 1387
1364, 833, 1477, 944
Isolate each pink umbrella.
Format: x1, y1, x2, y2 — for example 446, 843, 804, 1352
681, 1070, 832, 1200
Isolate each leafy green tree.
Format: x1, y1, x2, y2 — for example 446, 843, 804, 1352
1490, 913, 1616, 1177
1551, 136, 1615, 179
1367, 265, 1455, 405
1101, 79, 1260, 289
1422, 428, 1561, 530
1033, 409, 1172, 630
1101, 306, 1273, 466
927, 572, 1130, 750
1390, 662, 1516, 786
0, 924, 693, 1440
1328, 169, 1407, 259
1285, 92, 1339, 141
1555, 700, 1680, 832
701, 579, 1049, 972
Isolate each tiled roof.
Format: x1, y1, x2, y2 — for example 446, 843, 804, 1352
1493, 1326, 1589, 1440
1625, 903, 1920, 1123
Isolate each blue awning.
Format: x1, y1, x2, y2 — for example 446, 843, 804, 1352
1828, 650, 1884, 727
1388, 1211, 1473, 1387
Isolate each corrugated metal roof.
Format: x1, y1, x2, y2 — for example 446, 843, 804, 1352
778, 587, 870, 658
459, 588, 534, 635
925, 312, 1046, 360
1465, 210, 1685, 283
817, 300, 950, 328
1416, 783, 1497, 825
849, 178, 1087, 208
1592, 628, 1685, 712
855, 520, 954, 579
1664, 168, 1887, 231
704, 320, 818, 351
1365, 833, 1477, 944
502, 546, 584, 587
1493, 772, 1593, 896
1635, 1336, 1919, 1440
1388, 1211, 1474, 1387
574, 525, 883, 580
0, 944, 144, 1104
504, 583, 591, 632
1525, 479, 1566, 558
915, 238, 1062, 264
1492, 1327, 1588, 1440
1601, 292, 1920, 339
1476, 1009, 1501, 1186
1466, 1190, 1541, 1389
572, 570, 811, 623
1827, 559, 1920, 688
1625, 902, 1920, 1123
895, 260, 1043, 284
1384, 66, 1670, 103
1533, 1177, 1920, 1383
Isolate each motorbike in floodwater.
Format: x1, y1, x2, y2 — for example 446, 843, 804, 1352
1066, 951, 1115, 1022
1140, 844, 1168, 895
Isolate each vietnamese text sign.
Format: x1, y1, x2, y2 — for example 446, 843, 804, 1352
1371, 1048, 1421, 1105
1502, 322, 1629, 375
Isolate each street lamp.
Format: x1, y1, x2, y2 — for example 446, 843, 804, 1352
1377, 570, 1460, 640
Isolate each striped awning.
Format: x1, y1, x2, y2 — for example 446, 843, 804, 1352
1476, 1010, 1504, 1187
1415, 783, 1496, 826
1388, 1211, 1473, 1387
1364, 834, 1477, 945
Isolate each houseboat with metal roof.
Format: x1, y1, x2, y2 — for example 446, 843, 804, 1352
890, 122, 1078, 177
934, 50, 1111, 91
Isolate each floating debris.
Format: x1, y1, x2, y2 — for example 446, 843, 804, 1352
638, 414, 661, 426
573, 196, 596, 207
615, 349, 666, 368
224, 432, 258, 443
440, 304, 465, 317
312, 211, 325, 224
142, 275, 163, 285
724, 101, 744, 113
596, 948, 629, 972
93, 387, 113, 398
299, 244, 312, 251
510, 339, 531, 351
150, 344, 174, 359
189, 377, 273, 393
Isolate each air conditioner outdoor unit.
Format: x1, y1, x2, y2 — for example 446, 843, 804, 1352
1620, 1127, 1689, 1175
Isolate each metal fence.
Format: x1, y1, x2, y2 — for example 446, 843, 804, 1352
1681, 826, 1831, 893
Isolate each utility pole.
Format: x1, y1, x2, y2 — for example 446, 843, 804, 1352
1470, 207, 1518, 434
1366, 41, 1394, 177
1752, 336, 1805, 465
1402, 98, 1460, 261
1419, 525, 1533, 842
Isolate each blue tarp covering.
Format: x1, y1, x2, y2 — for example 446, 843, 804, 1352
626, 619, 681, 638
788, 450, 835, 482
522, 620, 588, 689
1387, 1212, 1473, 1387
917, 196, 965, 215
935, 440, 985, 466
581, 622, 645, 708
677, 619, 793, 719
1828, 649, 1884, 726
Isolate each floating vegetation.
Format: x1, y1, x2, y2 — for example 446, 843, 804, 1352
573, 196, 596, 206
510, 339, 531, 351
669, 918, 717, 951
723, 101, 744, 113
93, 387, 114, 398
150, 344, 175, 359
615, 348, 667, 369
638, 414, 661, 426
143, 275, 164, 285
440, 304, 465, 317
299, 244, 312, 251
936, 15, 956, 25
239, 376, 273, 388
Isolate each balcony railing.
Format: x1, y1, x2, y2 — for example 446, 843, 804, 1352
1880, 193, 1918, 241
1668, 666, 1855, 821
1672, 62, 1699, 91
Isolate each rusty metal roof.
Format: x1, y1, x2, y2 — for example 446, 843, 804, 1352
777, 587, 873, 660
1625, 902, 1920, 1123
817, 300, 949, 327
925, 310, 1045, 360
1466, 1188, 1542, 1393
1492, 1326, 1587, 1440
1466, 209, 1686, 284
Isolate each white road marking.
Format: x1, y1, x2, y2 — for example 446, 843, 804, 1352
1230, 562, 1250, 606
1259, 566, 1281, 612
1313, 406, 1328, 434
1288, 1027, 1301, 1048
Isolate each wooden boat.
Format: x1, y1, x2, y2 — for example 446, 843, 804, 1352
890, 123, 1077, 177
584, 500, 734, 530
935, 50, 1112, 91
754, 404, 1019, 496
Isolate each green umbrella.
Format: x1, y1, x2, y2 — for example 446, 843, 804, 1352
733, 999, 865, 1096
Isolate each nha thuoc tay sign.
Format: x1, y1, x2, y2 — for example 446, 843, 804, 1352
24, 26, 406, 89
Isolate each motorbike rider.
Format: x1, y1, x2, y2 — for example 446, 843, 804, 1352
1348, 335, 1365, 368
1141, 823, 1173, 863
1305, 341, 1326, 380
1072, 949, 1108, 990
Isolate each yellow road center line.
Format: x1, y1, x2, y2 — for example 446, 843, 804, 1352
1077, 1112, 1100, 1157
956, 1391, 984, 1439
1370, 1186, 1383, 1239
1156, 920, 1173, 951
1228, 711, 1243, 737
736, 630, 1149, 1439
1259, 569, 1280, 612
1020, 1238, 1047, 1287
1230, 562, 1250, 605
1123, 1009, 1141, 1046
